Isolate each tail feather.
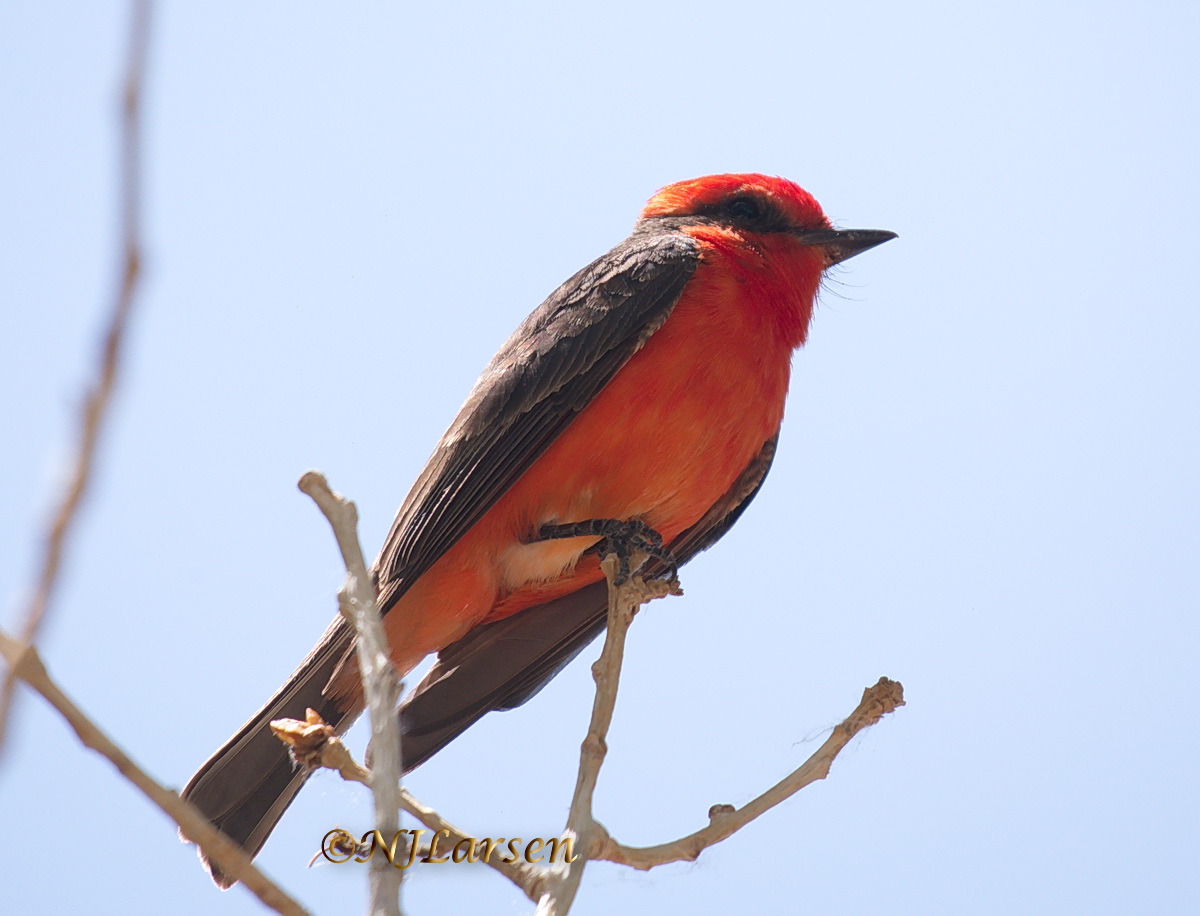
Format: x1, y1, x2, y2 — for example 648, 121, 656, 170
180, 616, 358, 888
399, 581, 610, 771
181, 437, 776, 887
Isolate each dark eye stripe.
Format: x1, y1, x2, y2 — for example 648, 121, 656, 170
726, 197, 762, 220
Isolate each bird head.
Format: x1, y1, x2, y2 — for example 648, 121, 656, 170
641, 173, 896, 267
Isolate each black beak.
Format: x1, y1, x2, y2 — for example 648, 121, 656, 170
794, 228, 898, 265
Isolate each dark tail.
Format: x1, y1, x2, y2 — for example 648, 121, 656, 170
182, 439, 776, 887
399, 581, 611, 771
180, 616, 358, 889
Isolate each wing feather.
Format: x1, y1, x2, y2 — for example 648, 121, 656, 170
373, 227, 701, 613
398, 434, 780, 771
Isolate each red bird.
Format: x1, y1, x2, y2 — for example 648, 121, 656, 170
182, 173, 895, 886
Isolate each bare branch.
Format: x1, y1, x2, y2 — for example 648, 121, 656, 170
0, 0, 153, 749
274, 508, 905, 913
396, 785, 548, 900
536, 555, 680, 915
271, 710, 547, 900
272, 707, 373, 784
0, 629, 309, 915
298, 471, 403, 916
593, 677, 906, 870
531, 556, 903, 914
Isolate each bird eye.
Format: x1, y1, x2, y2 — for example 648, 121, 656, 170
725, 196, 762, 220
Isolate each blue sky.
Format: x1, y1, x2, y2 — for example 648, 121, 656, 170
2, 2, 1197, 913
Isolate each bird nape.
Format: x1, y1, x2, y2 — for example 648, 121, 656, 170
180, 173, 896, 887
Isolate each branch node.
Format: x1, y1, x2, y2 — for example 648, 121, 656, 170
589, 675, 906, 874
708, 803, 736, 821
269, 708, 333, 769
581, 733, 608, 762
842, 677, 906, 739
271, 710, 370, 786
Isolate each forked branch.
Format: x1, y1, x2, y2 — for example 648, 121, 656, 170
271, 712, 548, 901
593, 677, 905, 870
277, 497, 904, 916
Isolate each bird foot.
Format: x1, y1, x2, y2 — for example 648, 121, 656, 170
536, 518, 679, 586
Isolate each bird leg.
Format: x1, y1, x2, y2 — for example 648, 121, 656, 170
536, 518, 678, 586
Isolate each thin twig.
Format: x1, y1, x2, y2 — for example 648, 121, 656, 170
533, 557, 903, 914
271, 710, 547, 900
396, 786, 548, 900
535, 555, 679, 915
0, 0, 154, 750
274, 546, 904, 914
298, 471, 403, 916
593, 677, 905, 869
0, 629, 308, 915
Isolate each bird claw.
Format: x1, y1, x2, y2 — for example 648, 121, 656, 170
537, 518, 678, 586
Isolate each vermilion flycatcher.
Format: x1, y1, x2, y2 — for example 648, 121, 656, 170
182, 173, 895, 886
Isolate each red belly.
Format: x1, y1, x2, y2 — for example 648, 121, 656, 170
383, 262, 795, 674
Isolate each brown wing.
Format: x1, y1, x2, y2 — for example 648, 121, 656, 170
398, 435, 779, 771
373, 225, 701, 614
181, 224, 700, 885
